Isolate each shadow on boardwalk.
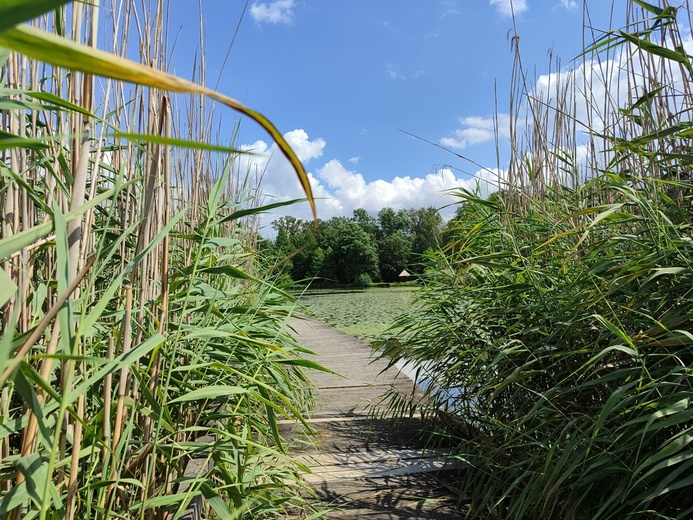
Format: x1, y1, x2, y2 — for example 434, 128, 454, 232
283, 317, 462, 519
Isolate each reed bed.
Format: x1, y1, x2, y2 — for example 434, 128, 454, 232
378, 1, 693, 518
0, 2, 321, 519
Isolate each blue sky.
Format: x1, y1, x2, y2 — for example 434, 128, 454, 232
165, 0, 632, 225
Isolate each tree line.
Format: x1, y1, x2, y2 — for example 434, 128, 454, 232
263, 207, 443, 285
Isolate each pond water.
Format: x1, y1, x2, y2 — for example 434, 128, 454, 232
395, 358, 465, 412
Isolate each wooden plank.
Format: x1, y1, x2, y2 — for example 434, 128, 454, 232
303, 458, 454, 483
299, 447, 456, 483
277, 414, 422, 425
300, 447, 450, 466
284, 316, 460, 518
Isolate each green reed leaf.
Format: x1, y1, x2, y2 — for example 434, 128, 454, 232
0, 0, 71, 34
168, 386, 248, 404
0, 269, 17, 307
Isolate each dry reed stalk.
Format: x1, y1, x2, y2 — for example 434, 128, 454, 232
501, 0, 693, 215
3, 52, 20, 335
0, 255, 96, 388
65, 5, 98, 518
154, 96, 172, 502
140, 97, 169, 516
2, 0, 316, 516
109, 283, 133, 500
10, 255, 94, 520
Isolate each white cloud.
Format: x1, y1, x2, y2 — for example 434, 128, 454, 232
284, 129, 325, 162
561, 0, 578, 9
441, 114, 513, 149
489, 0, 528, 17
250, 0, 295, 25
348, 156, 360, 164
386, 64, 426, 80
387, 63, 404, 80
313, 159, 501, 220
238, 129, 326, 199
239, 129, 501, 231
440, 0, 461, 18
531, 55, 631, 138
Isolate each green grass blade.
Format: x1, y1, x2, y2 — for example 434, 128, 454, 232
0, 0, 71, 33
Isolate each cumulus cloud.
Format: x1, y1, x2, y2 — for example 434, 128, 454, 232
283, 128, 325, 162
238, 129, 326, 199
250, 0, 295, 25
238, 129, 501, 230
441, 114, 513, 149
315, 159, 502, 216
561, 0, 578, 9
531, 54, 634, 139
489, 0, 528, 17
526, 33, 693, 179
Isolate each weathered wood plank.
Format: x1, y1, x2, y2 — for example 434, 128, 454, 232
286, 316, 461, 518
299, 447, 455, 483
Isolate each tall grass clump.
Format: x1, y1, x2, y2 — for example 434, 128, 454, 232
378, 1, 693, 518
0, 2, 321, 519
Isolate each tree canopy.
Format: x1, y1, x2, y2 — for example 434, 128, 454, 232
269, 206, 443, 284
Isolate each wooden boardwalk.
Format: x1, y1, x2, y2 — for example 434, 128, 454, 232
283, 317, 460, 519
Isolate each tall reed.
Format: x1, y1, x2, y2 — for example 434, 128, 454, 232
378, 1, 693, 518
0, 2, 320, 518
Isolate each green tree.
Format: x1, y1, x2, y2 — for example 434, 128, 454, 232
377, 207, 411, 238
378, 231, 412, 282
352, 208, 379, 240
272, 215, 304, 239
327, 222, 379, 284
308, 246, 327, 278
407, 206, 442, 257
274, 226, 293, 254
271, 216, 319, 280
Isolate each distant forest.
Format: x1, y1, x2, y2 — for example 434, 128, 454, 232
263, 207, 444, 285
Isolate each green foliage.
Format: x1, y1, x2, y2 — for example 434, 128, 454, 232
269, 206, 443, 284
378, 207, 411, 237
354, 272, 373, 287
329, 221, 380, 284
352, 208, 379, 240
0, 0, 71, 33
381, 177, 693, 519
376, 3, 693, 519
378, 231, 412, 282
406, 207, 443, 258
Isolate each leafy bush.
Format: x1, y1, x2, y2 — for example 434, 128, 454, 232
354, 273, 373, 287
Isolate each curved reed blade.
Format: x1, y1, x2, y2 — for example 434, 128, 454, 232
0, 24, 317, 220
